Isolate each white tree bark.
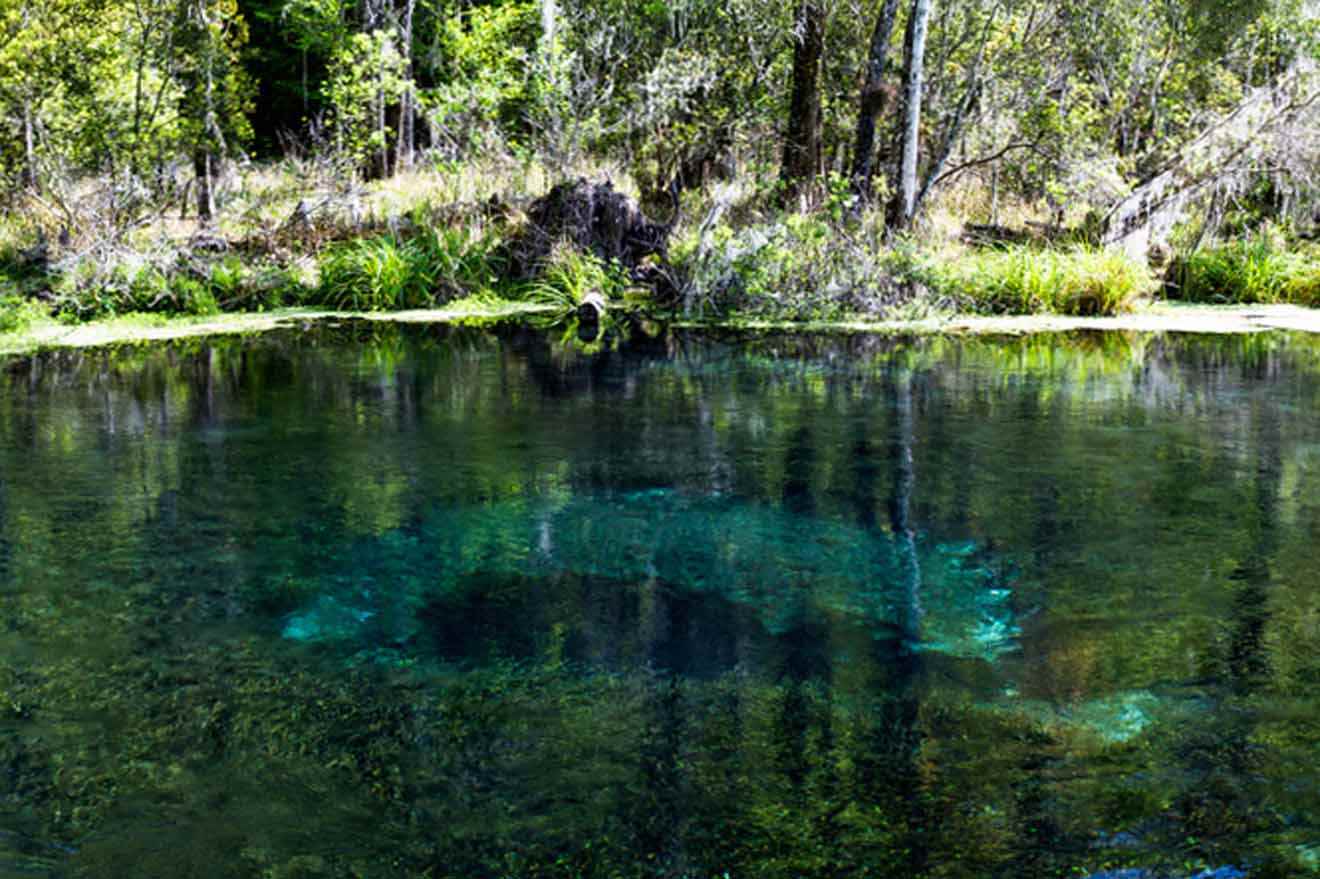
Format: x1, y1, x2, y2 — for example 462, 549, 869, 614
894, 0, 933, 228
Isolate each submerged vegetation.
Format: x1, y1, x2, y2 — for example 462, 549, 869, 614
4, 326, 1320, 876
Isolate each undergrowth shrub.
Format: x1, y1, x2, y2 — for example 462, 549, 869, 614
673, 214, 951, 320
48, 247, 310, 319
945, 246, 1152, 316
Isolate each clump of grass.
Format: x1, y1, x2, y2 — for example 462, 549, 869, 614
946, 246, 1153, 316
1170, 236, 1320, 306
314, 225, 506, 311
316, 235, 430, 311
0, 294, 48, 334
412, 224, 506, 301
524, 242, 633, 314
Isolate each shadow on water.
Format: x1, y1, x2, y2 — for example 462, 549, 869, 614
2, 325, 1320, 876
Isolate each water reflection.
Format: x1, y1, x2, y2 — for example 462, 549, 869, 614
1, 325, 1319, 877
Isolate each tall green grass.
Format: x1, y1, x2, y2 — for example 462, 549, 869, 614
1170, 238, 1320, 306
313, 226, 505, 311
0, 294, 47, 333
316, 236, 430, 311
524, 243, 633, 314
945, 246, 1154, 316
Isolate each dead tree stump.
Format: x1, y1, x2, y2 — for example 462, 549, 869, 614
508, 178, 676, 302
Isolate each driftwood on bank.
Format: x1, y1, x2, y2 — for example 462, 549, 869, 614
1102, 14, 1320, 258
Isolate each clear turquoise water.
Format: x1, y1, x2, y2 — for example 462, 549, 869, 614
1, 324, 1318, 877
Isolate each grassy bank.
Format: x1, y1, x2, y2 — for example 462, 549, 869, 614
3, 162, 1319, 342
9, 302, 1320, 361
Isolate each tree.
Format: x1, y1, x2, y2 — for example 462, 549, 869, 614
780, 0, 826, 204
0, 0, 116, 191
850, 0, 902, 197
326, 28, 407, 178
891, 0, 932, 228
174, 0, 251, 221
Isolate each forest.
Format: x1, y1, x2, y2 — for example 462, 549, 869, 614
1, 0, 1320, 331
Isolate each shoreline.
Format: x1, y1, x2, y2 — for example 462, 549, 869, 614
4, 302, 1320, 358
677, 303, 1320, 336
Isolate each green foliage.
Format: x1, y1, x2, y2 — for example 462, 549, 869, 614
174, 0, 256, 161
945, 246, 1155, 316
315, 225, 505, 311
524, 242, 632, 314
325, 29, 410, 173
317, 235, 427, 311
1171, 236, 1320, 306
412, 224, 507, 301
423, 0, 538, 156
0, 294, 46, 333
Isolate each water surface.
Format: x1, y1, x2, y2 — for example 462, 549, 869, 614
1, 324, 1319, 877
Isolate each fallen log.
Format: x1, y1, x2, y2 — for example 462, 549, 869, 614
1102, 18, 1320, 258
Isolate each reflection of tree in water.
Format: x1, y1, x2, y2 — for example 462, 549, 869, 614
0, 478, 9, 584
883, 365, 935, 877
1177, 402, 1284, 859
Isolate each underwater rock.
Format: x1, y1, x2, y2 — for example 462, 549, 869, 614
1011, 690, 1169, 748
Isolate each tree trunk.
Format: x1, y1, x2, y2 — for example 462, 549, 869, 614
890, 0, 933, 229
891, 368, 922, 645
194, 149, 215, 221
540, 0, 558, 48
20, 98, 37, 191
393, 0, 416, 172
375, 60, 390, 179
850, 0, 902, 197
17, 2, 36, 191
189, 0, 225, 224
780, 0, 826, 205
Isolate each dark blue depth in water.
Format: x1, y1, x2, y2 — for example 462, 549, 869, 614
1, 323, 1319, 878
